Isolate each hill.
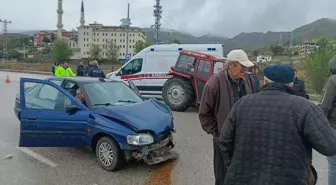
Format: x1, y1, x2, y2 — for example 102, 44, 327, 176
0, 33, 31, 38
141, 28, 228, 44
143, 18, 336, 53
225, 18, 336, 52
6, 18, 336, 53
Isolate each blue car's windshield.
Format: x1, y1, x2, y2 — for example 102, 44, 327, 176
83, 82, 143, 106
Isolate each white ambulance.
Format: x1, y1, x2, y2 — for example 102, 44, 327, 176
107, 44, 224, 99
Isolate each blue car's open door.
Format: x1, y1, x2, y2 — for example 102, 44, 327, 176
19, 78, 90, 147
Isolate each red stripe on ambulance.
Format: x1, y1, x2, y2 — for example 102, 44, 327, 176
121, 73, 172, 80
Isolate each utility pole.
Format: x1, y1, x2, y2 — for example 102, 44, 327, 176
121, 3, 131, 59
0, 19, 12, 60
290, 31, 293, 48
153, 0, 162, 44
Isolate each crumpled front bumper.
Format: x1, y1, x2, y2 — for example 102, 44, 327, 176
130, 133, 179, 165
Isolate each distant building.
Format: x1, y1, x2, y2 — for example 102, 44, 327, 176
77, 23, 146, 59
33, 30, 78, 47
77, 1, 146, 60
256, 55, 272, 63
299, 41, 317, 58
33, 32, 50, 47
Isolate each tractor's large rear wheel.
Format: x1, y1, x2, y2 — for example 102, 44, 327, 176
162, 77, 193, 112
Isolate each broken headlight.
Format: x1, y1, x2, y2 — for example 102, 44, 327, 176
127, 133, 154, 146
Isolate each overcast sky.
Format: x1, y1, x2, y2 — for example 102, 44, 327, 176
0, 0, 336, 37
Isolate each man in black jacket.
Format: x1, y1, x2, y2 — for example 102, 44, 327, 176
293, 69, 306, 93
52, 61, 59, 75
87, 60, 106, 78
76, 62, 85, 76
219, 64, 336, 185
85, 61, 92, 76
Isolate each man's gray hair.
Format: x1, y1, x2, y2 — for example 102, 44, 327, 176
76, 89, 81, 94
92, 60, 99, 66
264, 76, 294, 87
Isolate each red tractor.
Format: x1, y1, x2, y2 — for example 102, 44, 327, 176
162, 50, 226, 111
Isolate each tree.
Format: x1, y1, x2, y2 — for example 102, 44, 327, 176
42, 36, 51, 45
20, 37, 30, 45
89, 44, 102, 60
169, 39, 181, 44
42, 46, 51, 54
134, 40, 151, 54
303, 37, 336, 93
106, 39, 120, 64
293, 51, 299, 56
50, 33, 56, 42
51, 39, 72, 61
8, 50, 23, 59
269, 45, 285, 55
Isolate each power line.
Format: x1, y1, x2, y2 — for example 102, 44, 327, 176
152, 0, 162, 44
161, 13, 178, 29
0, 19, 12, 60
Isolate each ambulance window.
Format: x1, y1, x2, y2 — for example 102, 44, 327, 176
176, 54, 196, 73
121, 58, 143, 75
213, 62, 224, 74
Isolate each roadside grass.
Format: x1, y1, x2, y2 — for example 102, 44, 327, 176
309, 94, 321, 102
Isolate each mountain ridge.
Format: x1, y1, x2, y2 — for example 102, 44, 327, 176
4, 18, 336, 52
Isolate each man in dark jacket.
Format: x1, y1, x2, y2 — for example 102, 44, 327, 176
76, 62, 85, 76
85, 61, 92, 76
246, 63, 260, 93
319, 55, 336, 185
219, 64, 336, 185
52, 61, 59, 75
87, 60, 106, 78
293, 69, 306, 93
199, 49, 256, 185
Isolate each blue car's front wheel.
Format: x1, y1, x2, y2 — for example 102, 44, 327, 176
96, 136, 125, 171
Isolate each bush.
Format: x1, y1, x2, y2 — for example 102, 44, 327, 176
302, 38, 336, 94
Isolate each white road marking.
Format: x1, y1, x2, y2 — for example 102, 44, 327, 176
17, 147, 58, 168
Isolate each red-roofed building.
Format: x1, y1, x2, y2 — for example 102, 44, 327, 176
33, 30, 78, 47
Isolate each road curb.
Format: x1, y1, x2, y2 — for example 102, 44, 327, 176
0, 69, 51, 75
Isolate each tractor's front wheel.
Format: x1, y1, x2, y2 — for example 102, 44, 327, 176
162, 77, 193, 112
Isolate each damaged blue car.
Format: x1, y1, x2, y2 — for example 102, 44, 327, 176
14, 77, 178, 171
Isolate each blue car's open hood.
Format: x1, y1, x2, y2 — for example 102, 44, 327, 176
92, 99, 174, 135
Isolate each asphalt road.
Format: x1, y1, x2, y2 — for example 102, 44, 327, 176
0, 71, 329, 185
